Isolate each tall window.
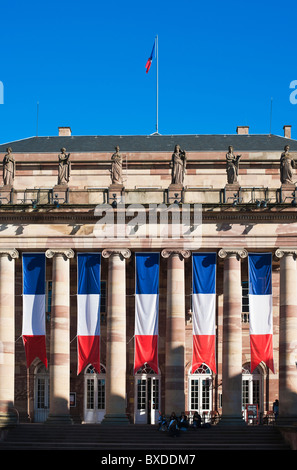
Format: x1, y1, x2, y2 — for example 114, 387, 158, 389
34, 363, 50, 422
242, 280, 249, 323
242, 364, 262, 411
46, 280, 52, 314
189, 364, 212, 415
85, 364, 106, 411
136, 365, 159, 411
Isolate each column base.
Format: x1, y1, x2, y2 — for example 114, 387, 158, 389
45, 414, 73, 425
219, 416, 247, 426
101, 414, 130, 425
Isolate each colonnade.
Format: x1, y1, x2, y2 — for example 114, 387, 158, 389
0, 247, 297, 426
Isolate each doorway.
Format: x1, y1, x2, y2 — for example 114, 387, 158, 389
84, 364, 106, 423
34, 363, 50, 422
135, 364, 160, 424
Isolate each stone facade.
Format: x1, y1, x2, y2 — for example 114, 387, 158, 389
0, 126, 297, 426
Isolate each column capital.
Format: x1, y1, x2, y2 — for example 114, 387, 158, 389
102, 248, 131, 260
0, 249, 19, 259
161, 249, 191, 259
218, 248, 248, 260
275, 248, 297, 260
45, 248, 75, 259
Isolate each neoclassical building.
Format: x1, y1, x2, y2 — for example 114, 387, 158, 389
0, 124, 296, 427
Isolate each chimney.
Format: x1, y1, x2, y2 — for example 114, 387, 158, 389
236, 126, 249, 135
283, 125, 291, 139
58, 126, 72, 136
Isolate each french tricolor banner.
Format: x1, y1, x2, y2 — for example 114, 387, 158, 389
248, 253, 274, 373
22, 253, 47, 368
77, 253, 101, 375
145, 40, 155, 73
192, 252, 217, 374
134, 253, 159, 374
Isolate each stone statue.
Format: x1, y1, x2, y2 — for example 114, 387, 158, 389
110, 146, 123, 184
58, 148, 71, 185
280, 145, 296, 184
226, 146, 241, 184
3, 147, 15, 186
170, 145, 186, 185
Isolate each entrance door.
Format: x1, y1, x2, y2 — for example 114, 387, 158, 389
188, 363, 212, 422
84, 364, 106, 423
135, 365, 160, 424
34, 363, 50, 422
242, 363, 263, 421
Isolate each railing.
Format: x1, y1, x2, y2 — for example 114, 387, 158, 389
0, 186, 292, 207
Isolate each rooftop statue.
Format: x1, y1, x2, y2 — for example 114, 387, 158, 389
280, 145, 296, 184
170, 144, 186, 185
110, 146, 123, 184
58, 148, 71, 185
3, 147, 15, 186
226, 146, 241, 184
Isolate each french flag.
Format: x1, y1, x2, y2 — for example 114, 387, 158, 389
134, 253, 159, 374
145, 41, 155, 73
77, 253, 101, 375
192, 253, 217, 374
22, 253, 47, 368
248, 253, 274, 373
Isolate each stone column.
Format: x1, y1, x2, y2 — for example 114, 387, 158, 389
218, 248, 247, 425
45, 248, 74, 424
102, 248, 131, 425
275, 248, 297, 424
161, 249, 190, 415
0, 249, 19, 427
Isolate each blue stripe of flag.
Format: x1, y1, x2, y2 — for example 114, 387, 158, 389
149, 42, 155, 60
193, 253, 216, 294
23, 253, 45, 295
77, 253, 101, 295
135, 253, 159, 295
248, 253, 272, 295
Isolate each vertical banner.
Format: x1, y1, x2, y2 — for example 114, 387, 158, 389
134, 253, 159, 374
22, 253, 47, 368
248, 253, 274, 373
77, 253, 101, 375
192, 252, 217, 373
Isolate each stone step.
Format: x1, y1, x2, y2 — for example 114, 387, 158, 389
0, 424, 291, 450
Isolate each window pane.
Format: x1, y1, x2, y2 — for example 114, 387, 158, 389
87, 378, 94, 409
97, 379, 105, 410
152, 379, 159, 410
137, 379, 146, 410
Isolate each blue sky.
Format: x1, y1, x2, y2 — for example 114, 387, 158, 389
0, 0, 297, 143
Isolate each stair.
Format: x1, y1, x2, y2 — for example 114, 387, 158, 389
0, 423, 292, 451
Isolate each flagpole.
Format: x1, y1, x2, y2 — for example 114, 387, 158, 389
156, 35, 158, 134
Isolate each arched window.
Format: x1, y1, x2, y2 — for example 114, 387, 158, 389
242, 363, 263, 414
188, 363, 212, 418
34, 363, 49, 422
134, 364, 160, 424
84, 364, 106, 423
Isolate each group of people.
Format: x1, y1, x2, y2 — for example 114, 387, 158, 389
158, 411, 205, 436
